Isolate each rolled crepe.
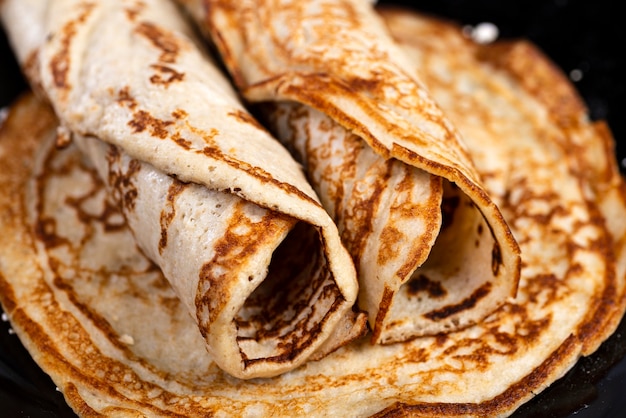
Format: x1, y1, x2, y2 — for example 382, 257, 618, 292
178, 0, 522, 343
0, 0, 366, 379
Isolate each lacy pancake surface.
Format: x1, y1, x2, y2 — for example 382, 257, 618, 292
2, 7, 626, 415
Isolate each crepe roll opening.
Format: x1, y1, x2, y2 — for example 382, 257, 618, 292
385, 180, 500, 340
235, 221, 344, 366
74, 134, 350, 375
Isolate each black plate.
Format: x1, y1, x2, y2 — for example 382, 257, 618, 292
1, 1, 625, 416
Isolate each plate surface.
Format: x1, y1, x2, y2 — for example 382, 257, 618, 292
1, 1, 625, 416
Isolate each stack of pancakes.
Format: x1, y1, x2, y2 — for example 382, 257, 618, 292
0, 1, 624, 416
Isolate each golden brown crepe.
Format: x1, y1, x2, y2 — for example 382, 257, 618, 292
177, 0, 522, 344
382, 8, 626, 353
0, 0, 366, 379
1, 6, 625, 417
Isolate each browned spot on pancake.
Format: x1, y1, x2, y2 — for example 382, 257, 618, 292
519, 314, 552, 344
424, 282, 493, 321
134, 22, 180, 64
492, 241, 502, 277
128, 110, 173, 139
124, 0, 146, 21
66, 185, 127, 235
434, 333, 448, 346
149, 64, 185, 86
371, 286, 395, 343
121, 160, 141, 210
228, 109, 267, 131
0, 272, 17, 313
344, 75, 385, 96
158, 181, 188, 254
188, 125, 219, 147
407, 274, 447, 298
106, 147, 142, 211
119, 89, 188, 145
158, 294, 184, 319
524, 273, 561, 307
171, 109, 188, 120
117, 86, 137, 109
49, 2, 95, 90
35, 218, 71, 249
377, 225, 404, 264
172, 133, 191, 149
475, 224, 484, 247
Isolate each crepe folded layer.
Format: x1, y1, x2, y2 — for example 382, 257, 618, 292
0, 0, 366, 379
381, 8, 626, 353
1, 8, 626, 417
177, 0, 522, 343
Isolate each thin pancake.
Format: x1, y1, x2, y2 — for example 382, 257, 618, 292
0, 0, 365, 379
177, 0, 522, 344
381, 7, 626, 356
1, 8, 625, 417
